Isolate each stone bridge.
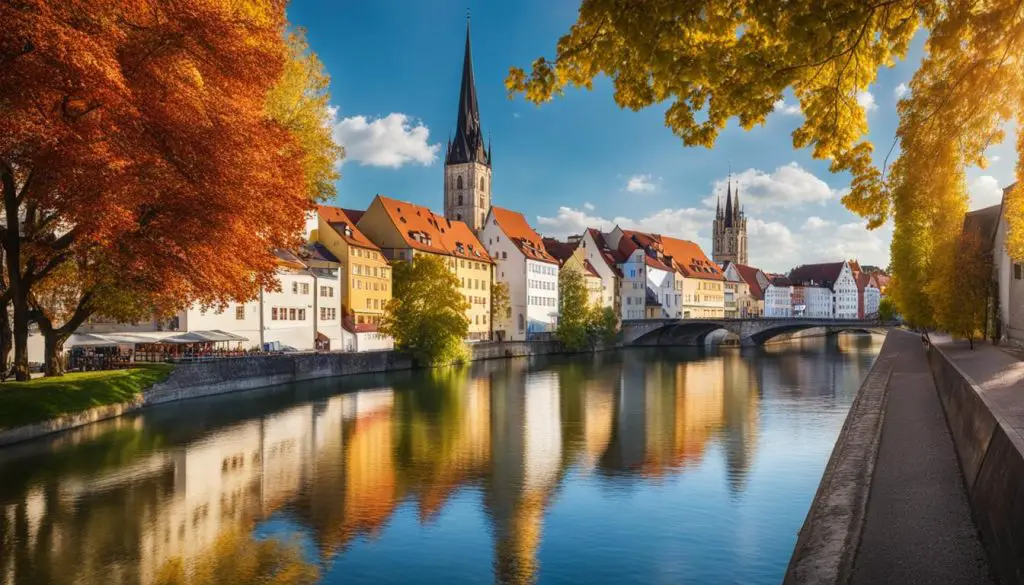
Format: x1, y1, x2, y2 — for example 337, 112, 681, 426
621, 318, 893, 347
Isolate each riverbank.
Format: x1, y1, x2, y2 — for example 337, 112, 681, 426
0, 340, 568, 447
785, 330, 994, 584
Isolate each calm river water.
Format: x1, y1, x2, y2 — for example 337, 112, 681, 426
0, 334, 882, 585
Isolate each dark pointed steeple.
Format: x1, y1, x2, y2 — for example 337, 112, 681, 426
716, 193, 721, 217
734, 184, 741, 217
446, 17, 490, 166
724, 176, 734, 227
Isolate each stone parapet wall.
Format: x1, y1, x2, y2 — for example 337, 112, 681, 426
927, 344, 1024, 585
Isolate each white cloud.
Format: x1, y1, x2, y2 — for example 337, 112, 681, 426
702, 162, 842, 213
333, 112, 440, 168
626, 174, 657, 193
857, 90, 877, 112
748, 218, 891, 272
893, 83, 909, 99
583, 202, 595, 211
969, 175, 1004, 209
773, 99, 802, 115
803, 216, 834, 230
991, 155, 1001, 162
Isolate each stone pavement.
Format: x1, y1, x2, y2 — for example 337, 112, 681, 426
849, 330, 993, 584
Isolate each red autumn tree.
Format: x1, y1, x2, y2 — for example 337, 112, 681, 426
1, 1, 326, 378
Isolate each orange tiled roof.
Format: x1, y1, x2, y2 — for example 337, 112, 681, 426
440, 218, 493, 264
373, 196, 453, 256
317, 205, 381, 251
491, 206, 558, 264
657, 235, 724, 281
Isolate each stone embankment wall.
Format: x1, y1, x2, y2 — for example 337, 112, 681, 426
927, 344, 1024, 585
0, 340, 572, 447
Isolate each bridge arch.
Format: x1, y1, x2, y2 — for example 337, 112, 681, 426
631, 321, 733, 346
746, 323, 883, 346
622, 318, 892, 347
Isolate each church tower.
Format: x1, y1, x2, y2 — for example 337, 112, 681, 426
444, 18, 492, 232
712, 176, 748, 265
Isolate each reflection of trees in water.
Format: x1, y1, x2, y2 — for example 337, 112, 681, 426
0, 340, 880, 585
152, 528, 318, 585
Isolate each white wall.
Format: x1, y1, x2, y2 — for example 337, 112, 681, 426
764, 284, 792, 317
833, 262, 859, 319
526, 259, 559, 336
579, 231, 616, 309
482, 211, 527, 340
864, 286, 881, 318
261, 271, 316, 350
804, 287, 833, 318
646, 266, 677, 318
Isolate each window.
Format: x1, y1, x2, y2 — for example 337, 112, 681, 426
236, 305, 245, 320
458, 194, 464, 206
457, 176, 463, 189
481, 177, 486, 190
272, 307, 278, 320
298, 309, 306, 320
289, 308, 297, 320
366, 298, 372, 309
291, 282, 298, 294
518, 314, 525, 331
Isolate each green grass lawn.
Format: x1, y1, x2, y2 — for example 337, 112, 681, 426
0, 364, 174, 430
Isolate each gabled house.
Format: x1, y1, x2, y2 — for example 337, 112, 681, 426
481, 206, 559, 340
788, 261, 858, 319
357, 195, 494, 341
542, 237, 604, 308
311, 205, 392, 349
722, 262, 767, 318
577, 228, 622, 313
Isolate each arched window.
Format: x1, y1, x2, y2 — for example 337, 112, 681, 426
456, 213, 462, 220
518, 314, 525, 331
480, 177, 486, 190
456, 176, 463, 189
458, 194, 463, 206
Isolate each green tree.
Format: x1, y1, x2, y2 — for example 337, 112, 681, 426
490, 280, 510, 336
587, 306, 619, 346
557, 268, 591, 351
381, 254, 470, 366
507, 0, 1024, 328
877, 297, 898, 323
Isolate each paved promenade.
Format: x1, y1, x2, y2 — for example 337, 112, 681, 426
849, 331, 993, 584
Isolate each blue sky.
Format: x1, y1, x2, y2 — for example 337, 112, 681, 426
289, 0, 1015, 272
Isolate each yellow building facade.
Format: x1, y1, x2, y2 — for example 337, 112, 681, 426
357, 195, 494, 341
313, 206, 392, 329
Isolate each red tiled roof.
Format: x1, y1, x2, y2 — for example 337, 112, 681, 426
658, 235, 724, 281
789, 262, 845, 290
733, 263, 766, 300
584, 229, 624, 277
541, 237, 578, 264
583, 260, 601, 278
769, 275, 792, 287
491, 206, 558, 264
440, 219, 493, 264
317, 205, 380, 251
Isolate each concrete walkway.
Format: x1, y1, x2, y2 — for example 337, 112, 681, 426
849, 331, 993, 585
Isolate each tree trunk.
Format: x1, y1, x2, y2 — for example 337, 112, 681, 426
0, 299, 10, 378
1, 163, 28, 381
42, 330, 66, 377
969, 334, 974, 350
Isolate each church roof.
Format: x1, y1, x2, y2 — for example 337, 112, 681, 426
445, 21, 490, 167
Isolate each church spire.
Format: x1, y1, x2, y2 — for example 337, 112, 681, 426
446, 16, 489, 166
724, 175, 734, 227
734, 183, 741, 217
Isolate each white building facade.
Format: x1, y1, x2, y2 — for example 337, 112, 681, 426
764, 279, 792, 317
481, 207, 560, 340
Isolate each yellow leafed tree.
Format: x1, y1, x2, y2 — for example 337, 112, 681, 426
508, 0, 1024, 326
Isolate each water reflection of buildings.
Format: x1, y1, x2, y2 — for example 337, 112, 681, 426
0, 341, 882, 585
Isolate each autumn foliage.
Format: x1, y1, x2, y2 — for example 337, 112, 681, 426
2, 1, 336, 377
509, 0, 1024, 327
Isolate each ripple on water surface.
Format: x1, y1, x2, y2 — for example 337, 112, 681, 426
0, 333, 882, 585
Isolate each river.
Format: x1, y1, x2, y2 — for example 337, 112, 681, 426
0, 333, 882, 585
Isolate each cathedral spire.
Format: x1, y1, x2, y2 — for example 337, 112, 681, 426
734, 184, 741, 217
446, 16, 489, 166
724, 175, 734, 227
